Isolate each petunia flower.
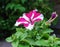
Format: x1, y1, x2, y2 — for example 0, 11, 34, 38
15, 9, 44, 30
51, 12, 57, 19
46, 12, 58, 24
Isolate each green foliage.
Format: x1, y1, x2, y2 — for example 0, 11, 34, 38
6, 20, 60, 47
21, 0, 27, 4
6, 3, 26, 12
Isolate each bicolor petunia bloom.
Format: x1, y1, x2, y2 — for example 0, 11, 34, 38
15, 9, 44, 30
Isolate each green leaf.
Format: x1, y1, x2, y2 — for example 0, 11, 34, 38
42, 34, 50, 39
43, 29, 53, 34
21, 39, 35, 45
27, 39, 35, 45
12, 40, 19, 47
35, 40, 49, 46
55, 41, 60, 45
20, 32, 27, 41
14, 4, 26, 12
6, 37, 14, 42
6, 3, 26, 12
49, 36, 54, 41
15, 31, 23, 38
16, 28, 25, 32
6, 3, 15, 10
36, 35, 41, 40
16, 28, 28, 40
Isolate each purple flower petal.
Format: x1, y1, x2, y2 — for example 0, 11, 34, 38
51, 12, 56, 19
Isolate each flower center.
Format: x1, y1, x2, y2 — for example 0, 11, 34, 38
29, 19, 33, 25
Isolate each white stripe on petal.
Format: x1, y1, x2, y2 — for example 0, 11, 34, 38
31, 13, 34, 19
32, 14, 44, 21
15, 22, 28, 26
39, 14, 44, 20
31, 9, 38, 20
14, 22, 21, 26
25, 23, 34, 30
23, 13, 30, 22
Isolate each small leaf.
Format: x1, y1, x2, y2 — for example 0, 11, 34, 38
55, 41, 60, 45
35, 40, 49, 46
21, 39, 35, 45
12, 40, 19, 47
43, 29, 53, 34
15, 31, 23, 38
27, 39, 35, 45
36, 35, 41, 40
6, 37, 14, 42
20, 32, 27, 41
14, 4, 26, 12
16, 28, 25, 32
6, 3, 15, 10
